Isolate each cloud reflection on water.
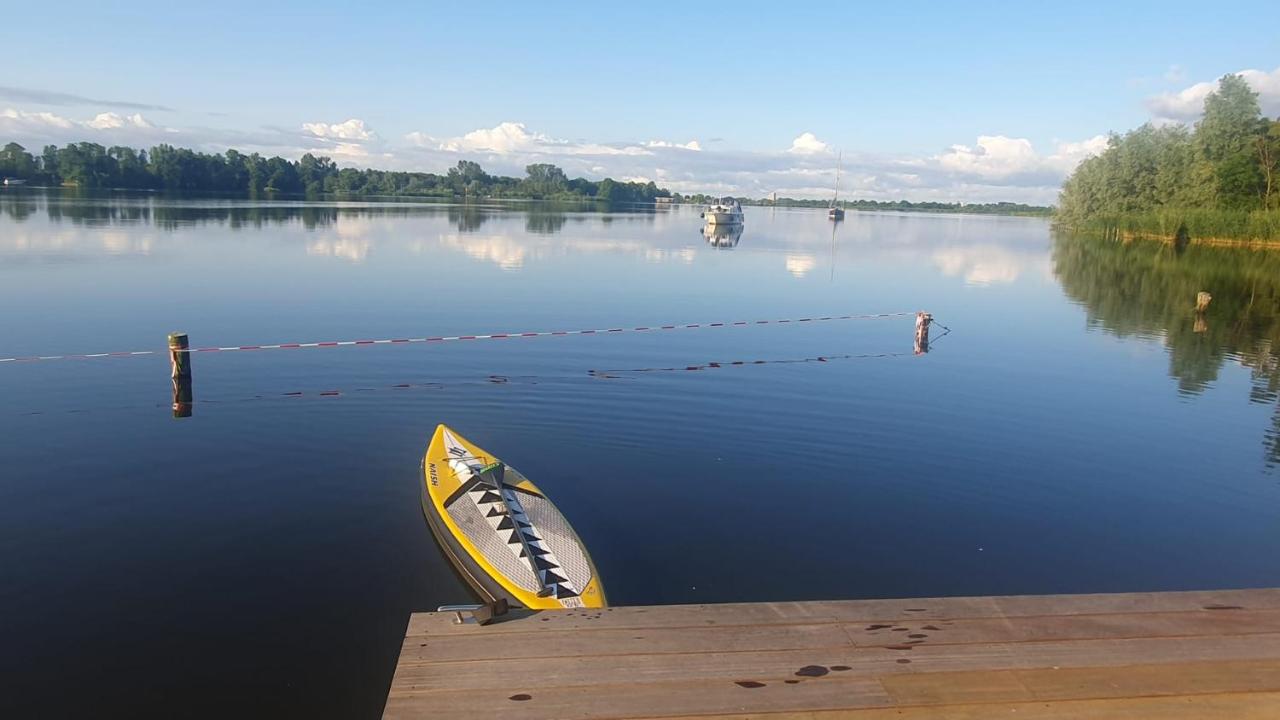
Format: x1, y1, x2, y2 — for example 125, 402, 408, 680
1, 193, 1053, 290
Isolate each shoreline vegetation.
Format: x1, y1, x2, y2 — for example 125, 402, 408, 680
706, 195, 1052, 216
1056, 74, 1280, 246
0, 144, 673, 204
1, 140, 1052, 217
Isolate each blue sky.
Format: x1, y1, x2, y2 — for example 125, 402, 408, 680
3, 1, 1278, 202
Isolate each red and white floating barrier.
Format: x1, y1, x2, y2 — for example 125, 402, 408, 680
0, 311, 916, 364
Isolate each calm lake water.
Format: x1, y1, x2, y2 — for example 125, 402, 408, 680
2, 190, 1278, 717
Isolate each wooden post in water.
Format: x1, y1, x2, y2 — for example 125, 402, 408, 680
1194, 292, 1212, 334
169, 332, 193, 418
914, 312, 932, 355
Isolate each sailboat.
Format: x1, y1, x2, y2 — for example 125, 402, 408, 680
828, 152, 845, 221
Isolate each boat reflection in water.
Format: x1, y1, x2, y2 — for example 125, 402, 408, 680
701, 222, 743, 248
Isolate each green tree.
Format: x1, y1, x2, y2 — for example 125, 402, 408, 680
40, 145, 59, 181
596, 177, 616, 202
522, 163, 568, 197
57, 142, 114, 187
1197, 74, 1266, 208
244, 153, 265, 194
455, 160, 486, 184
0, 142, 37, 178
1258, 119, 1280, 210
109, 145, 151, 188
298, 153, 337, 195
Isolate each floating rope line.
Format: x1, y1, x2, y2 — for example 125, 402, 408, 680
12, 378, 458, 417
8, 345, 921, 417
588, 350, 910, 378
0, 311, 916, 364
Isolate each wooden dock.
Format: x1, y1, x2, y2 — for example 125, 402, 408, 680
383, 588, 1280, 719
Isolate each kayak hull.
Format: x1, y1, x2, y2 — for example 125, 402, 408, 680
420, 424, 606, 610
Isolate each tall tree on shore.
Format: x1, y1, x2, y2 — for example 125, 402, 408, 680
1258, 120, 1280, 210
0, 142, 37, 178
1196, 74, 1267, 208
1059, 73, 1276, 224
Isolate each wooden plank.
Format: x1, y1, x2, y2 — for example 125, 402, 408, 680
405, 588, 1280, 637
385, 675, 895, 720
881, 659, 1280, 705
388, 633, 1280, 692
405, 603, 845, 637
402, 607, 1280, 664
389, 647, 906, 693
843, 608, 1280, 648
385, 677, 1280, 720
992, 588, 1280, 616
628, 692, 1280, 720
398, 622, 854, 663
1015, 658, 1280, 701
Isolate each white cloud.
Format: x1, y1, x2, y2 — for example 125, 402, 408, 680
1146, 80, 1217, 124
645, 139, 702, 151
1146, 66, 1280, 124
440, 121, 544, 153
429, 121, 652, 157
1048, 135, 1109, 167
0, 107, 171, 144
1, 108, 76, 130
935, 134, 1106, 183
0, 106, 1096, 204
1, 105, 387, 169
85, 112, 155, 130
936, 136, 1039, 178
302, 118, 374, 141
404, 130, 435, 147
788, 132, 829, 155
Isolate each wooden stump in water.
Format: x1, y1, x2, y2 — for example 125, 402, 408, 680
914, 312, 932, 355
168, 332, 191, 380
168, 332, 193, 418
1196, 292, 1212, 313
172, 376, 193, 418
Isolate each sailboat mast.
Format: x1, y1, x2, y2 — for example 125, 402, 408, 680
833, 151, 842, 205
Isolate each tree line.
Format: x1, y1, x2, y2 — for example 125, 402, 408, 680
738, 196, 1052, 216
1057, 74, 1280, 239
0, 142, 673, 202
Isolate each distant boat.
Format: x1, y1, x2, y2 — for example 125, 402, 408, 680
701, 197, 744, 226
828, 152, 844, 221
2, 177, 27, 186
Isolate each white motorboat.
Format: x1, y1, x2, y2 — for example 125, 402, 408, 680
701, 198, 744, 226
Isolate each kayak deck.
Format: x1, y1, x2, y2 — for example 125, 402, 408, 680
421, 425, 605, 610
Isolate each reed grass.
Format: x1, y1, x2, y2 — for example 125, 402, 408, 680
1056, 208, 1280, 245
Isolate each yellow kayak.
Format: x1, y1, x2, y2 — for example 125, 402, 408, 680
421, 424, 606, 609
